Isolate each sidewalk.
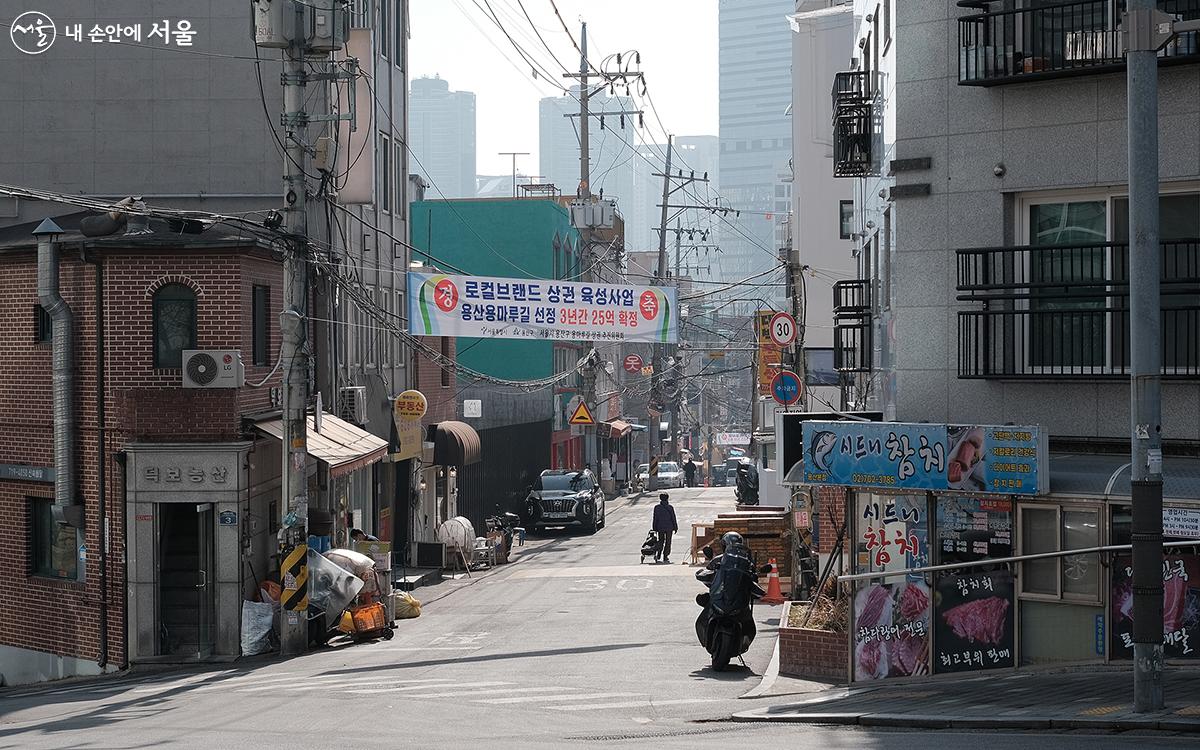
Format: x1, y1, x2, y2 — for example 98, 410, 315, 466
734, 667, 1200, 732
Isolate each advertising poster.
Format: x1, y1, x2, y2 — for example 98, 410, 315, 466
856, 494, 928, 575
802, 421, 1045, 495
755, 310, 784, 396
408, 272, 678, 344
936, 496, 1013, 562
934, 570, 1015, 673
853, 580, 932, 680
1111, 554, 1200, 659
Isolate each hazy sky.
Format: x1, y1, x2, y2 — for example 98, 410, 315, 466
408, 0, 719, 176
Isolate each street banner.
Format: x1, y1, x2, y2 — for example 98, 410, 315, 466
714, 432, 751, 446
802, 421, 1047, 496
408, 272, 678, 344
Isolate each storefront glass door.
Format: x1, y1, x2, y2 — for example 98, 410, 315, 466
196, 504, 215, 659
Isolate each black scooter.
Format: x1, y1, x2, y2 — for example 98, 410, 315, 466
694, 543, 767, 671
734, 462, 760, 506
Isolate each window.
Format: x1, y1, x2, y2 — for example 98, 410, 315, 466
32, 498, 77, 579
440, 337, 451, 386
395, 0, 404, 70
379, 0, 390, 59
34, 304, 52, 343
882, 206, 892, 310
350, 0, 373, 29
395, 140, 405, 216
252, 285, 270, 367
1018, 503, 1100, 602
804, 347, 838, 386
839, 200, 854, 240
153, 283, 196, 368
379, 133, 391, 213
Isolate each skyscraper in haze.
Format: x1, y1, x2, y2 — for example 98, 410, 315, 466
717, 0, 794, 303
539, 87, 636, 207
409, 76, 477, 198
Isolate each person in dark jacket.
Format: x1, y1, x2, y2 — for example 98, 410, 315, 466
684, 458, 697, 487
652, 493, 679, 563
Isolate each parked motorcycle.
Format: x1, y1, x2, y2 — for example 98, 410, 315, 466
734, 462, 760, 506
485, 508, 523, 555
694, 532, 767, 671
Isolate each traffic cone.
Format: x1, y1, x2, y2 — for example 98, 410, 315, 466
761, 558, 785, 605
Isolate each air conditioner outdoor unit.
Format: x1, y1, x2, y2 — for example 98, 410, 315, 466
181, 350, 244, 388
338, 385, 368, 424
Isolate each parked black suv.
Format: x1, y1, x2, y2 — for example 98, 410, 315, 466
525, 469, 606, 534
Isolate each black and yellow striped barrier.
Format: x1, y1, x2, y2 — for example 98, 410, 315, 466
281, 543, 308, 611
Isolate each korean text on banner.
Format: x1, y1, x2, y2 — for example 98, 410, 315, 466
407, 272, 678, 344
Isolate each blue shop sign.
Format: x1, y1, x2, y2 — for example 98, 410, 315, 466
801, 422, 1046, 495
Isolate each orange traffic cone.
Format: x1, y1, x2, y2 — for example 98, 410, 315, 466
761, 558, 785, 605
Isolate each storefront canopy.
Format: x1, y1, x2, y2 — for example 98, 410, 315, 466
1049, 453, 1200, 500
428, 420, 482, 466
255, 413, 388, 478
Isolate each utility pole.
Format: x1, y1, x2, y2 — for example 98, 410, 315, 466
564, 23, 643, 476
278, 0, 311, 656
498, 151, 529, 198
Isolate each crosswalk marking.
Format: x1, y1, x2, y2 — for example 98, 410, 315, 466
347, 680, 511, 694
479, 692, 638, 705
375, 686, 574, 699
556, 698, 721, 711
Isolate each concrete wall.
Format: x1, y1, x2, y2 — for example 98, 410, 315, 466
888, 0, 1200, 441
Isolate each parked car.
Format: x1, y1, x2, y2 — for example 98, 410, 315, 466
634, 464, 650, 492
655, 461, 686, 489
525, 469, 606, 534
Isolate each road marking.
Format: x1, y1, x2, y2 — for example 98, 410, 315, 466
556, 698, 721, 711
395, 686, 576, 699
510, 565, 696, 579
286, 678, 455, 691
348, 681, 512, 694
374, 646, 481, 652
479, 692, 639, 705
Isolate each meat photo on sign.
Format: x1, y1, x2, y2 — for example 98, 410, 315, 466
853, 580, 932, 680
946, 426, 986, 492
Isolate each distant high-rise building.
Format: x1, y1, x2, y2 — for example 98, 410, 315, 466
718, 0, 794, 302
539, 87, 636, 208
629, 136, 720, 257
409, 76, 476, 198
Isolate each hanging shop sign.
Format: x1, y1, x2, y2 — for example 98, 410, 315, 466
801, 422, 1047, 495
394, 390, 427, 421
714, 432, 751, 446
408, 272, 678, 344
1111, 553, 1200, 659
622, 354, 644, 373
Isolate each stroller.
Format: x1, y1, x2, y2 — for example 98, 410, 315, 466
640, 530, 664, 564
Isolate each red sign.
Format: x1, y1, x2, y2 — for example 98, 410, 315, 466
639, 290, 659, 320
623, 354, 644, 374
434, 279, 459, 312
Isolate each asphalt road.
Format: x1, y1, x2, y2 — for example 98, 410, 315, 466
1, 486, 1195, 748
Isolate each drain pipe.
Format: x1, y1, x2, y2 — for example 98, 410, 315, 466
82, 246, 108, 668
34, 219, 80, 528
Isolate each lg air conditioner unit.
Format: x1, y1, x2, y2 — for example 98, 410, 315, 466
182, 350, 245, 388
338, 385, 368, 425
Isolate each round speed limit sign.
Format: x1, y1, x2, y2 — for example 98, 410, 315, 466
769, 311, 797, 347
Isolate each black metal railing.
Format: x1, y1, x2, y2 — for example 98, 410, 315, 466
832, 71, 875, 178
834, 279, 873, 373
958, 0, 1200, 86
956, 240, 1200, 377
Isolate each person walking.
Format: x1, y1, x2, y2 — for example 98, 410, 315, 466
684, 458, 697, 487
652, 493, 678, 563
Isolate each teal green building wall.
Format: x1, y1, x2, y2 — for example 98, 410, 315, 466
409, 199, 581, 381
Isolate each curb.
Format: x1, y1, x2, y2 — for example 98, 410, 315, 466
729, 710, 1200, 733
740, 638, 780, 699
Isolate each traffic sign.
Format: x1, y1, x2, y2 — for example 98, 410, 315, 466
769, 311, 797, 347
623, 354, 644, 374
771, 369, 803, 406
568, 400, 596, 425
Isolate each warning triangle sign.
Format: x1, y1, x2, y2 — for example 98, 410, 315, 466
568, 400, 596, 425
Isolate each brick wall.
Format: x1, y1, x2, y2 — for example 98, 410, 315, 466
815, 486, 847, 554
414, 336, 456, 424
0, 241, 282, 667
778, 607, 850, 682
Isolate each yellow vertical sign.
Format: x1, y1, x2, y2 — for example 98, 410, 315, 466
756, 310, 783, 396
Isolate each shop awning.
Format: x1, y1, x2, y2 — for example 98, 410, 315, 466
255, 413, 388, 478
428, 420, 481, 466
1050, 453, 1200, 501
602, 420, 633, 439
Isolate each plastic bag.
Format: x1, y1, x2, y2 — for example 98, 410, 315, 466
394, 591, 422, 619
241, 600, 275, 656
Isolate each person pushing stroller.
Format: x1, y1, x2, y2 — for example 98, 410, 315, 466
651, 493, 678, 563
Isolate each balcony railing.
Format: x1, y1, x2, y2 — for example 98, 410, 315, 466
832, 71, 875, 178
958, 0, 1200, 86
834, 279, 873, 373
956, 240, 1200, 378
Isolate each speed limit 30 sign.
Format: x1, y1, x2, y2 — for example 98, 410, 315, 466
769, 311, 797, 347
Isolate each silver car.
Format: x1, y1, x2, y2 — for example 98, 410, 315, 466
654, 461, 685, 489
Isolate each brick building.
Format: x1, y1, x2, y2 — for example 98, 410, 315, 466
0, 212, 405, 683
